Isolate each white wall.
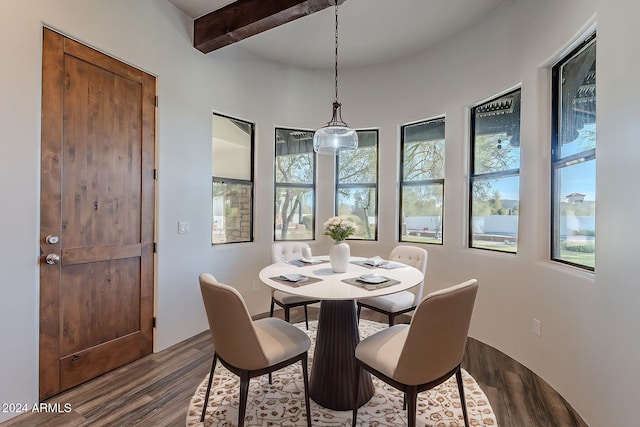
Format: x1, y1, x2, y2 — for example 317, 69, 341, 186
1, 0, 639, 425
336, 0, 640, 425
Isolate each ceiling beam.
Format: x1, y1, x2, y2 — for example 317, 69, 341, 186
194, 0, 334, 54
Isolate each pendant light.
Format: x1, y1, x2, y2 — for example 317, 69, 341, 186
313, 0, 358, 155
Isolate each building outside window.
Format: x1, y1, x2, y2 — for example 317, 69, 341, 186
336, 130, 378, 240
274, 128, 316, 241
470, 88, 521, 252
551, 33, 596, 270
211, 113, 254, 244
400, 118, 445, 244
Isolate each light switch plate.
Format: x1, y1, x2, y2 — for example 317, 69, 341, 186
178, 221, 190, 234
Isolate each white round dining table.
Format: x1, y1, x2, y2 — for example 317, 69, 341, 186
259, 256, 424, 410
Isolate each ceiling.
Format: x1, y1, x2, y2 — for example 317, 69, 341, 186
167, 0, 509, 69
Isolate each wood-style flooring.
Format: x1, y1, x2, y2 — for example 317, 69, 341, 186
2, 307, 588, 427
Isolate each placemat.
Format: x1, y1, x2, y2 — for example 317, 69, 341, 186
269, 275, 323, 287
286, 259, 328, 267
351, 260, 406, 270
342, 276, 400, 290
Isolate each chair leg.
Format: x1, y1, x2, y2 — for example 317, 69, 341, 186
456, 367, 470, 427
284, 306, 290, 323
356, 304, 361, 324
269, 298, 275, 317
268, 372, 272, 384
238, 371, 250, 427
406, 386, 418, 427
304, 305, 309, 330
200, 353, 218, 422
301, 355, 312, 427
352, 361, 361, 426
388, 313, 394, 326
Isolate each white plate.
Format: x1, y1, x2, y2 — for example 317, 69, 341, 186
358, 274, 389, 284
280, 274, 306, 282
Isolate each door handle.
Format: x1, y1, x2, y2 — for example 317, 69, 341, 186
45, 254, 60, 265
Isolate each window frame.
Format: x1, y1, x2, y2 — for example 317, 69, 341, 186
550, 32, 597, 271
211, 112, 255, 245
469, 87, 522, 253
335, 129, 380, 241
399, 117, 446, 245
274, 126, 317, 241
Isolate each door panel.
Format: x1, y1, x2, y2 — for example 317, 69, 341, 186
40, 28, 155, 400
59, 331, 142, 391
60, 259, 141, 354
61, 54, 142, 249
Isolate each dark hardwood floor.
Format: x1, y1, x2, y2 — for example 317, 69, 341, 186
2, 307, 587, 427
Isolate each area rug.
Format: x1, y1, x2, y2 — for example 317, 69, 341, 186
187, 320, 497, 426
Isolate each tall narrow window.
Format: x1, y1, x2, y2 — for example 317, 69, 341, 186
552, 34, 596, 270
470, 89, 521, 252
212, 113, 254, 244
336, 130, 378, 240
275, 128, 316, 241
400, 118, 445, 244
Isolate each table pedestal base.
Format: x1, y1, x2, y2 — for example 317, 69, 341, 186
309, 300, 375, 410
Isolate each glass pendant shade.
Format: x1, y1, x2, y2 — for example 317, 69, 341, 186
313, 102, 358, 154
313, 125, 358, 155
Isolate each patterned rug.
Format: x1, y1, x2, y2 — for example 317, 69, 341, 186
187, 320, 497, 426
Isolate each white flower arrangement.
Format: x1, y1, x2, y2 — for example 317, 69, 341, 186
323, 216, 357, 242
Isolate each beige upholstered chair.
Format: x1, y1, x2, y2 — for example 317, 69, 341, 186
352, 279, 479, 427
270, 242, 320, 329
357, 245, 428, 326
199, 274, 312, 427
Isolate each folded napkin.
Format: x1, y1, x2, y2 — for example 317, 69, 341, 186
377, 261, 406, 270
299, 257, 322, 264
364, 256, 388, 267
287, 258, 323, 267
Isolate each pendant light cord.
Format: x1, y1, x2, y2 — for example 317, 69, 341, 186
334, 3, 339, 103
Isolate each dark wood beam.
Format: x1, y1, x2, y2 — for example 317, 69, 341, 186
194, 0, 334, 54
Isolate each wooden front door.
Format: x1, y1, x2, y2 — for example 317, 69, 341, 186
39, 28, 155, 400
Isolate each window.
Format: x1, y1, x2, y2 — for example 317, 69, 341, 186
551, 34, 596, 270
211, 113, 254, 244
400, 118, 445, 244
470, 89, 521, 252
336, 130, 378, 240
274, 128, 316, 240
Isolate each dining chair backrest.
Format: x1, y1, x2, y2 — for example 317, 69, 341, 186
271, 242, 311, 263
394, 279, 478, 385
199, 273, 269, 370
388, 245, 428, 303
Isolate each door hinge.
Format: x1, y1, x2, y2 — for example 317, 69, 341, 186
153, 169, 158, 180
152, 317, 157, 328
153, 242, 157, 253
155, 95, 158, 107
